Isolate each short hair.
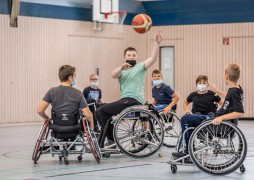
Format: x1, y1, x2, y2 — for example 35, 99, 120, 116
196, 75, 208, 84
59, 65, 75, 82
124, 47, 137, 56
225, 64, 241, 82
89, 74, 98, 80
152, 70, 162, 76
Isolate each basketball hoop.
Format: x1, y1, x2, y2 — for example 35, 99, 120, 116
104, 11, 127, 33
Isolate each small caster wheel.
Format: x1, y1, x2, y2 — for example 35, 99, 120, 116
59, 156, 62, 162
171, 165, 177, 174
78, 156, 82, 161
158, 151, 163, 158
102, 153, 110, 158
64, 158, 69, 165
240, 164, 245, 173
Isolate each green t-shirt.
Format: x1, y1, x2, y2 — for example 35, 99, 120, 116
119, 62, 146, 104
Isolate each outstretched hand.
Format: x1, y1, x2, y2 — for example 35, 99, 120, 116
155, 32, 163, 44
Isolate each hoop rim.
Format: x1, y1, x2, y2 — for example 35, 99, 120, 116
103, 11, 127, 15
103, 11, 127, 19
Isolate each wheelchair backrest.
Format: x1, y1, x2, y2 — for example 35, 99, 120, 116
51, 110, 80, 126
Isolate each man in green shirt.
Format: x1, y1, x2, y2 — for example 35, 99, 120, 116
95, 32, 163, 145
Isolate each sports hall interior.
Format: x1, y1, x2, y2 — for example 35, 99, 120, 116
0, 0, 254, 179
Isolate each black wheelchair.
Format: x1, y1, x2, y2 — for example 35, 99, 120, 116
98, 104, 165, 158
32, 111, 101, 165
168, 119, 247, 175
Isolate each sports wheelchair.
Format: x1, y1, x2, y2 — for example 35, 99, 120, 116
168, 119, 247, 175
32, 111, 101, 165
98, 104, 165, 158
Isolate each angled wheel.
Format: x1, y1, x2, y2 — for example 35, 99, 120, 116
82, 118, 102, 163
159, 110, 181, 148
189, 120, 247, 175
113, 109, 164, 158
32, 120, 50, 164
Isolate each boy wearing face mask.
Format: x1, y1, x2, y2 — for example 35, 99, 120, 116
37, 65, 94, 130
183, 75, 223, 115
172, 65, 244, 159
151, 70, 180, 114
83, 74, 105, 132
94, 32, 163, 147
83, 74, 104, 105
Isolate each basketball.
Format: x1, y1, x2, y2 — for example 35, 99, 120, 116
132, 14, 152, 34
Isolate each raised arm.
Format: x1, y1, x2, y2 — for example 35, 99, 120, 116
209, 83, 227, 97
144, 32, 163, 70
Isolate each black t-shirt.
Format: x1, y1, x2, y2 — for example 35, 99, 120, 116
216, 86, 244, 116
187, 90, 221, 115
83, 86, 102, 104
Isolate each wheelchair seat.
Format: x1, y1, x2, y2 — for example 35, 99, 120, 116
50, 110, 80, 139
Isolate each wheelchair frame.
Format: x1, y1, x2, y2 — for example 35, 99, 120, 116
32, 116, 101, 165
168, 120, 247, 175
158, 110, 181, 148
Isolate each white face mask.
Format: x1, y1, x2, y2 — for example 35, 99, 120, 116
91, 82, 98, 87
197, 84, 207, 92
153, 79, 163, 86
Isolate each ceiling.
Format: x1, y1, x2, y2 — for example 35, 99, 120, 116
19, 0, 164, 8
10, 0, 254, 26
20, 0, 93, 8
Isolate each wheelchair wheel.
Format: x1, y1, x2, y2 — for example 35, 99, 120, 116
113, 109, 164, 158
189, 120, 247, 175
158, 110, 181, 147
82, 118, 102, 163
32, 120, 50, 164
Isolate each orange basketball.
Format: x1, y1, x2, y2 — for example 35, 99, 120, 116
132, 14, 152, 34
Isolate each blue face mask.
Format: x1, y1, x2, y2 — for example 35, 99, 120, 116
71, 79, 77, 86
153, 79, 163, 86
91, 82, 98, 87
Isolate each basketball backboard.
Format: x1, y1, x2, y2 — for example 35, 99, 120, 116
93, 0, 119, 23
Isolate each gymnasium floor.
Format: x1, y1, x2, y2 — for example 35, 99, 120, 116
0, 121, 254, 180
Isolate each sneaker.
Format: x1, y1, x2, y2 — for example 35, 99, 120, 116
172, 151, 187, 158
172, 152, 193, 164
104, 140, 115, 148
184, 157, 193, 164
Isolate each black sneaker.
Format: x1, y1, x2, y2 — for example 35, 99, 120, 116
172, 151, 187, 158
184, 157, 193, 164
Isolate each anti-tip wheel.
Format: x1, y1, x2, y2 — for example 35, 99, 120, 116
171, 165, 177, 174
240, 164, 246, 173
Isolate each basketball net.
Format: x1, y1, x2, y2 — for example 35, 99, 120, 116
105, 11, 127, 33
